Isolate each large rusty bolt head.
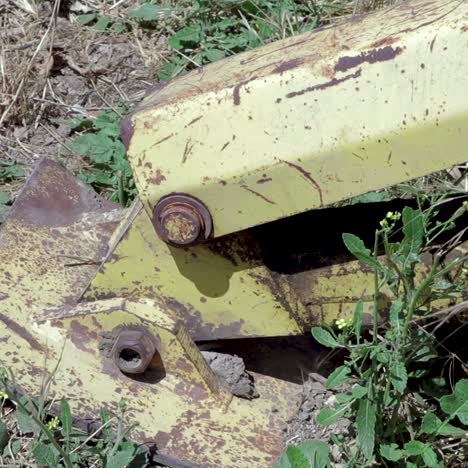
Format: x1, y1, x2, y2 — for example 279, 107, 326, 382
152, 194, 213, 247
112, 329, 157, 374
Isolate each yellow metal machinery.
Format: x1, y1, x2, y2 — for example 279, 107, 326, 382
0, 1, 467, 466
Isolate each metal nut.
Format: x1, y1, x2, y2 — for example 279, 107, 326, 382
152, 194, 213, 247
112, 329, 156, 374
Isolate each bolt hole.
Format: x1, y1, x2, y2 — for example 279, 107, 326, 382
119, 348, 142, 369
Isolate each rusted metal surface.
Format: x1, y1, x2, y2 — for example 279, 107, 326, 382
85, 198, 467, 341
123, 0, 468, 238
112, 328, 157, 374
35, 299, 301, 467
153, 194, 213, 246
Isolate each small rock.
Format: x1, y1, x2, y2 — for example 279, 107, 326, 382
202, 351, 258, 399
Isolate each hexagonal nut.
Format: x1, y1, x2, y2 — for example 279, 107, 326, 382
112, 329, 157, 374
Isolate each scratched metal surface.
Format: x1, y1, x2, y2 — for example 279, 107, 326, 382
0, 159, 302, 467
123, 0, 468, 237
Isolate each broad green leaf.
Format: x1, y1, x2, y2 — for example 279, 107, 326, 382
105, 446, 139, 468
422, 446, 439, 467
420, 413, 440, 435
353, 301, 363, 339
439, 379, 468, 424
0, 193, 10, 205
16, 407, 36, 434
110, 22, 126, 33
32, 443, 59, 467
283, 446, 308, 468
356, 398, 376, 460
316, 403, 350, 426
60, 399, 73, 440
335, 393, 354, 404
413, 344, 437, 362
390, 361, 407, 393
0, 204, 9, 223
389, 298, 404, 338
77, 13, 97, 25
299, 440, 330, 467
421, 412, 467, 436
95, 15, 112, 32
342, 233, 382, 271
130, 4, 162, 20
351, 385, 367, 399
400, 207, 424, 262
0, 419, 9, 451
72, 133, 114, 163
380, 443, 403, 462
204, 48, 226, 62
403, 440, 426, 456
169, 25, 202, 49
311, 328, 341, 349
325, 365, 350, 390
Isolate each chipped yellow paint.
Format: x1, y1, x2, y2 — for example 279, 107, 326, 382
125, 0, 468, 238
0, 161, 301, 467
83, 201, 305, 340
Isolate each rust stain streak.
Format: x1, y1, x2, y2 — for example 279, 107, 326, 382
0, 313, 44, 351
221, 141, 230, 151
272, 58, 304, 74
182, 140, 194, 164
387, 151, 393, 163
148, 169, 166, 185
241, 185, 275, 205
430, 34, 437, 51
233, 76, 257, 106
286, 69, 361, 99
352, 152, 364, 161
257, 178, 272, 184
335, 46, 403, 73
150, 133, 174, 148
280, 160, 323, 207
185, 116, 203, 127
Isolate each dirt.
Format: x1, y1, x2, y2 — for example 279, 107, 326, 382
201, 351, 259, 399
285, 372, 354, 466
1, 0, 165, 192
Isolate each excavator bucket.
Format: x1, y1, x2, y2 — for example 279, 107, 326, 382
0, 0, 467, 466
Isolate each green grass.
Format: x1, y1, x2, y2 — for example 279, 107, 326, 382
0, 371, 148, 468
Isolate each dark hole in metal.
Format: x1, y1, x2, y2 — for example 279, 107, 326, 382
119, 348, 142, 368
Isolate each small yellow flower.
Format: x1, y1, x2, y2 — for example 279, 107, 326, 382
335, 318, 351, 330
47, 417, 60, 431
461, 268, 468, 280
0, 391, 8, 400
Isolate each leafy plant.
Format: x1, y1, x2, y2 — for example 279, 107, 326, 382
0, 161, 25, 183
0, 192, 11, 224
275, 440, 331, 468
281, 194, 468, 467
0, 370, 148, 467
76, 13, 127, 33
69, 110, 137, 206
129, 0, 341, 81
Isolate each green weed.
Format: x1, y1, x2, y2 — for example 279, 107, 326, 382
64, 110, 137, 207
142, 0, 343, 81
0, 370, 148, 468
277, 195, 468, 467
0, 162, 25, 223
